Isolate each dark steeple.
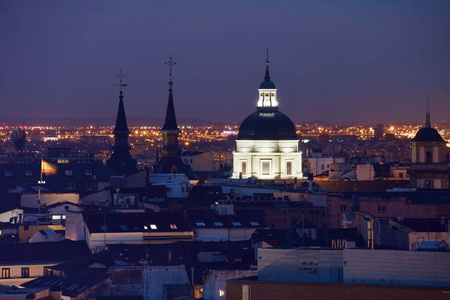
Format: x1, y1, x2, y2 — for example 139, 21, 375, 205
264, 47, 271, 81
162, 81, 179, 131
108, 70, 137, 176
425, 96, 431, 128
259, 47, 276, 89
153, 56, 192, 178
162, 55, 179, 131
113, 90, 129, 133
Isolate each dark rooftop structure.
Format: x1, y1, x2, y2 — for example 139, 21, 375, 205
0, 240, 90, 263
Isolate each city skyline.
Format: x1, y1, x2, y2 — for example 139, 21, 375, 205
1, 1, 449, 125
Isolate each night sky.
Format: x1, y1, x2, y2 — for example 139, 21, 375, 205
1, 1, 449, 125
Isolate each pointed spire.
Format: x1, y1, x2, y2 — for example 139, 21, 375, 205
113, 71, 129, 133
162, 56, 179, 131
425, 96, 431, 128
264, 47, 271, 81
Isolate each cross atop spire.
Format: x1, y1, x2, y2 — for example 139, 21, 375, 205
165, 54, 177, 91
162, 55, 179, 131
115, 70, 128, 93
113, 70, 129, 134
425, 96, 431, 128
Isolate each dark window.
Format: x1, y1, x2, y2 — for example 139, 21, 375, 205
340, 205, 347, 212
2, 268, 10, 279
378, 205, 386, 213
21, 267, 29, 278
426, 150, 433, 163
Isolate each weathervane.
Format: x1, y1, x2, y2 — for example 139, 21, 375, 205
165, 54, 177, 84
115, 70, 127, 92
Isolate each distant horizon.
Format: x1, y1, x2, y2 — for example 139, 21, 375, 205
0, 115, 445, 128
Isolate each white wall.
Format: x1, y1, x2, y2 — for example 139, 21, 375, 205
0, 208, 23, 223
232, 140, 302, 180
142, 265, 189, 300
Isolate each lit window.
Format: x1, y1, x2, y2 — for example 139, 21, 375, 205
261, 160, 271, 176
2, 268, 10, 279
196, 222, 206, 227
232, 222, 242, 227
214, 222, 223, 227
65, 170, 73, 176
219, 290, 225, 297
170, 224, 177, 229
241, 161, 247, 176
150, 224, 157, 230
52, 215, 61, 220
250, 221, 259, 226
144, 225, 148, 230
286, 161, 292, 176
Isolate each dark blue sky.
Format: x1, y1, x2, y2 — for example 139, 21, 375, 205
1, 0, 449, 125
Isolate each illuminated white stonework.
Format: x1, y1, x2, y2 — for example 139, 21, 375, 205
257, 88, 278, 108
232, 140, 302, 179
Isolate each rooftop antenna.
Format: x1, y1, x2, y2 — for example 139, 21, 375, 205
425, 96, 431, 128
114, 70, 127, 92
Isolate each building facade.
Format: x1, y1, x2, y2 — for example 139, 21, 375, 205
232, 56, 302, 180
409, 106, 449, 189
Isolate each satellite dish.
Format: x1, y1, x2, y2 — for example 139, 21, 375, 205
10, 128, 27, 152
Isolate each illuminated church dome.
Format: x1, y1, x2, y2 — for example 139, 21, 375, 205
232, 51, 302, 180
237, 53, 297, 141
238, 110, 297, 140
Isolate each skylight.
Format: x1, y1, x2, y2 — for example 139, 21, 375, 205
214, 222, 224, 227
232, 222, 242, 227
150, 224, 157, 230
196, 222, 206, 227
250, 221, 260, 226
170, 224, 177, 229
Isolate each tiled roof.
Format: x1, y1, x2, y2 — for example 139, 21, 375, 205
23, 273, 109, 298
